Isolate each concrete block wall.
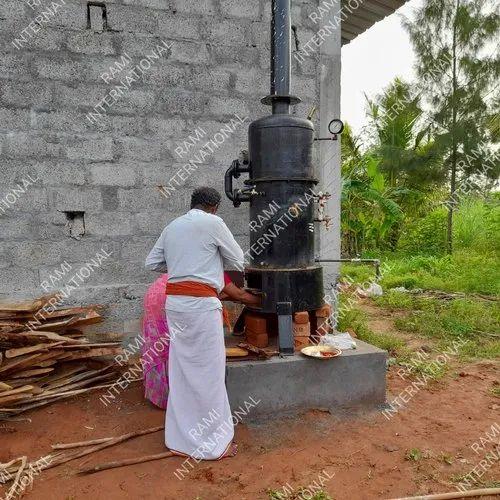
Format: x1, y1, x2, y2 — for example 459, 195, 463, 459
0, 0, 340, 339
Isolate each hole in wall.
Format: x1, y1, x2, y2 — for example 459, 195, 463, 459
64, 211, 85, 240
86, 1, 108, 32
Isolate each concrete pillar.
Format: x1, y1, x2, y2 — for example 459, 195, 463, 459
317, 1, 342, 294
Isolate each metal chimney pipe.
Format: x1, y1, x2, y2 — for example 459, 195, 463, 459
270, 0, 291, 114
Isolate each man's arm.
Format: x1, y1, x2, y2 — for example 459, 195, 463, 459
213, 218, 245, 271
145, 231, 168, 272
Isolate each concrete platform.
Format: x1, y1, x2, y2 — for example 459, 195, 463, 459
226, 340, 387, 418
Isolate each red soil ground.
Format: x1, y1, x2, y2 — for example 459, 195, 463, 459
1, 358, 498, 500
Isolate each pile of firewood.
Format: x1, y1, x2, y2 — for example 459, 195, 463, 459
0, 295, 128, 420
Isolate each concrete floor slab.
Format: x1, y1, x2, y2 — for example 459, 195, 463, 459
226, 340, 387, 418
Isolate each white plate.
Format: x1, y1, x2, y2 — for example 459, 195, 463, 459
301, 345, 342, 359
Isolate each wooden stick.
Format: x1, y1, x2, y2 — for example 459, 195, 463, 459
4, 456, 26, 500
0, 382, 119, 419
78, 451, 174, 475
6, 374, 118, 406
52, 436, 114, 450
40, 426, 165, 471
388, 487, 500, 500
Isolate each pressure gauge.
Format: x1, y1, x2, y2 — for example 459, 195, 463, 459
328, 118, 344, 135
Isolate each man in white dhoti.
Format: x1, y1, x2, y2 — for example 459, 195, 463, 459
145, 187, 245, 460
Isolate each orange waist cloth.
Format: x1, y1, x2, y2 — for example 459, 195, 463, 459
165, 280, 231, 331
165, 280, 218, 298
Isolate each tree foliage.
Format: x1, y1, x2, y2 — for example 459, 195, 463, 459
403, 0, 500, 252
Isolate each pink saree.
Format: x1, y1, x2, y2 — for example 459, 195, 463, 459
142, 274, 169, 409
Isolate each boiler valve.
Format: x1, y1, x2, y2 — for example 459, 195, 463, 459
224, 151, 263, 207
313, 191, 332, 230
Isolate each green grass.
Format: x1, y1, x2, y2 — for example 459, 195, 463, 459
390, 297, 499, 360
337, 306, 405, 356
339, 242, 500, 362
341, 249, 500, 296
489, 385, 500, 398
268, 489, 333, 500
405, 448, 423, 461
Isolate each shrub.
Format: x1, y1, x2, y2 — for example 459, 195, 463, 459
398, 208, 447, 254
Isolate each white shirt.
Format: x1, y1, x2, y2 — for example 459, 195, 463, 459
145, 209, 245, 312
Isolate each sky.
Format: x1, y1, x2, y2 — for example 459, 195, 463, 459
341, 0, 424, 135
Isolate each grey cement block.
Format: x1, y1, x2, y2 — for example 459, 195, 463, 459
120, 236, 156, 260
30, 110, 96, 134
0, 109, 31, 131
117, 33, 170, 58
157, 14, 201, 40
141, 64, 186, 87
226, 340, 387, 417
134, 210, 177, 236
220, 0, 262, 19
66, 31, 116, 55
156, 88, 208, 116
0, 267, 38, 293
117, 137, 170, 162
234, 67, 270, 96
90, 164, 136, 186
5, 133, 64, 159
31, 160, 87, 186
105, 4, 159, 35
0, 217, 32, 239
207, 96, 251, 118
169, 40, 210, 65
147, 117, 187, 137
117, 187, 167, 211
202, 19, 250, 47
28, 28, 66, 51
66, 137, 114, 162
172, 0, 217, 16
0, 53, 29, 79
107, 88, 157, 115
85, 211, 135, 237
33, 56, 84, 82
122, 0, 170, 9
53, 187, 104, 211
184, 68, 232, 93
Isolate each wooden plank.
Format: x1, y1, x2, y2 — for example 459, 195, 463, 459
8, 367, 55, 379
94, 332, 123, 342
0, 294, 58, 313
45, 366, 114, 391
0, 306, 102, 321
0, 392, 34, 406
69, 310, 103, 328
33, 360, 58, 368
0, 385, 36, 398
62, 347, 123, 361
5, 343, 50, 359
0, 353, 42, 374
59, 342, 121, 350
30, 316, 76, 331
14, 331, 86, 345
38, 365, 88, 386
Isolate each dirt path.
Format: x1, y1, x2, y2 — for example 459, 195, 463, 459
1, 303, 499, 500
